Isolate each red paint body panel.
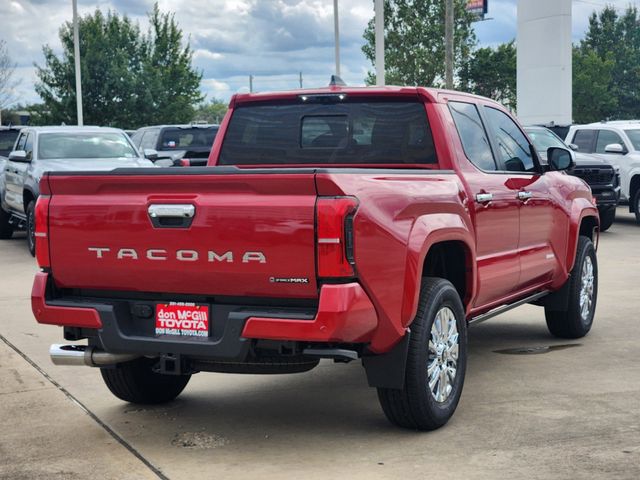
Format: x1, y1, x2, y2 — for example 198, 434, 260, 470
46, 173, 319, 298
242, 283, 377, 343
32, 272, 102, 328
36, 85, 599, 355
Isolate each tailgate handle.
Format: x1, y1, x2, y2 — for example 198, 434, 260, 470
148, 204, 195, 228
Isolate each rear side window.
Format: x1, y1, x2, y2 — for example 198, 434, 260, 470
595, 130, 625, 153
219, 100, 437, 165
449, 102, 496, 171
159, 127, 218, 150
0, 130, 20, 156
572, 130, 596, 153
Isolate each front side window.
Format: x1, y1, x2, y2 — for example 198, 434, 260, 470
624, 129, 640, 151
484, 107, 536, 173
24, 133, 34, 160
219, 99, 437, 165
38, 132, 138, 159
595, 130, 626, 153
449, 101, 496, 171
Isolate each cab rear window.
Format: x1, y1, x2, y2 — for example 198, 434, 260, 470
219, 99, 437, 165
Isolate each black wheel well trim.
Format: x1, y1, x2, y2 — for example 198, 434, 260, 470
630, 175, 640, 212
23, 188, 37, 211
421, 240, 471, 308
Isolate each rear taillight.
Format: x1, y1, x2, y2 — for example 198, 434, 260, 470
35, 195, 51, 269
316, 197, 358, 278
179, 158, 191, 167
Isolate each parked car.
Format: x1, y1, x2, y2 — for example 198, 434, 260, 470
33, 86, 599, 431
130, 124, 219, 167
525, 126, 620, 231
0, 126, 157, 254
0, 126, 23, 169
565, 121, 640, 223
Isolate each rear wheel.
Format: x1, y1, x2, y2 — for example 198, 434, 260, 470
26, 200, 36, 256
634, 188, 640, 224
0, 207, 13, 239
545, 236, 597, 338
100, 357, 191, 404
598, 207, 615, 232
377, 278, 467, 430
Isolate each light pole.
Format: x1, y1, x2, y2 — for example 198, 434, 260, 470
445, 0, 454, 89
375, 0, 385, 86
333, 0, 341, 77
72, 0, 84, 126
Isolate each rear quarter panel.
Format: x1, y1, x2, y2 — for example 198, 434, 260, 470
315, 172, 474, 353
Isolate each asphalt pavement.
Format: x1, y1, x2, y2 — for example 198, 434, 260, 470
1, 208, 639, 480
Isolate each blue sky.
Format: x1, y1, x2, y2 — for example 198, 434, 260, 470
0, 0, 637, 106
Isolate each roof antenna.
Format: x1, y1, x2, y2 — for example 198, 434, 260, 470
329, 75, 347, 87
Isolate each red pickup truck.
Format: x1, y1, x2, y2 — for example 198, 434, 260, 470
32, 85, 599, 430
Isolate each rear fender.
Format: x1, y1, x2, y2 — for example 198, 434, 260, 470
401, 214, 476, 326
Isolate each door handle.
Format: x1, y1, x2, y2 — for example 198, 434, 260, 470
148, 204, 195, 228
475, 193, 493, 203
517, 191, 533, 201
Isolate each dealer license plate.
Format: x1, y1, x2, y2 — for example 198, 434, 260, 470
155, 302, 210, 337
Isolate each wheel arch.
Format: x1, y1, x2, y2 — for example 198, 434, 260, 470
629, 174, 640, 212
401, 214, 476, 327
567, 207, 599, 273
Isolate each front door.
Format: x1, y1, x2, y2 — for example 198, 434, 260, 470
482, 106, 561, 289
448, 101, 521, 308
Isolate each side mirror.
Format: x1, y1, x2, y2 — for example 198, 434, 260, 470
143, 149, 158, 161
568, 143, 579, 151
604, 143, 625, 154
8, 150, 28, 162
548, 147, 573, 171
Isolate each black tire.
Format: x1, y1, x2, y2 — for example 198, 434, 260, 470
545, 236, 597, 339
100, 357, 191, 404
377, 278, 467, 431
26, 200, 36, 257
598, 207, 615, 232
0, 207, 13, 240
634, 188, 640, 225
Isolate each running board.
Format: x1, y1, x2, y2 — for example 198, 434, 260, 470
468, 291, 549, 326
8, 212, 26, 229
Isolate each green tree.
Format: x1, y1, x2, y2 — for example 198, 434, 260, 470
572, 47, 617, 123
574, 6, 640, 121
460, 40, 516, 108
193, 98, 228, 124
35, 4, 202, 129
362, 0, 477, 87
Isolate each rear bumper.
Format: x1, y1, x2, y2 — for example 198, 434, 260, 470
31, 272, 378, 359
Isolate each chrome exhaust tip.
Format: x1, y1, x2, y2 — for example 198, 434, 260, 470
49, 344, 140, 367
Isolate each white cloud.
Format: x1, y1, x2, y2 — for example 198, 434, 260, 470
2, 0, 639, 109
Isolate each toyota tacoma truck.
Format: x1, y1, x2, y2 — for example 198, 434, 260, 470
32, 85, 599, 431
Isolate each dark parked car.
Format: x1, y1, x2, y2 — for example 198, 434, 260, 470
130, 124, 219, 167
526, 126, 620, 231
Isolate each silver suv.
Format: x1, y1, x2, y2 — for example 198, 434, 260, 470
566, 122, 640, 223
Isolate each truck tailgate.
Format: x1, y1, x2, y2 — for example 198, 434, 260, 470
45, 170, 319, 299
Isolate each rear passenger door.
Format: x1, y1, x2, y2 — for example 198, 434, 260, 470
448, 101, 521, 308
482, 106, 564, 290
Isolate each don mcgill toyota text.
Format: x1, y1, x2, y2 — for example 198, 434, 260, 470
32, 84, 599, 430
